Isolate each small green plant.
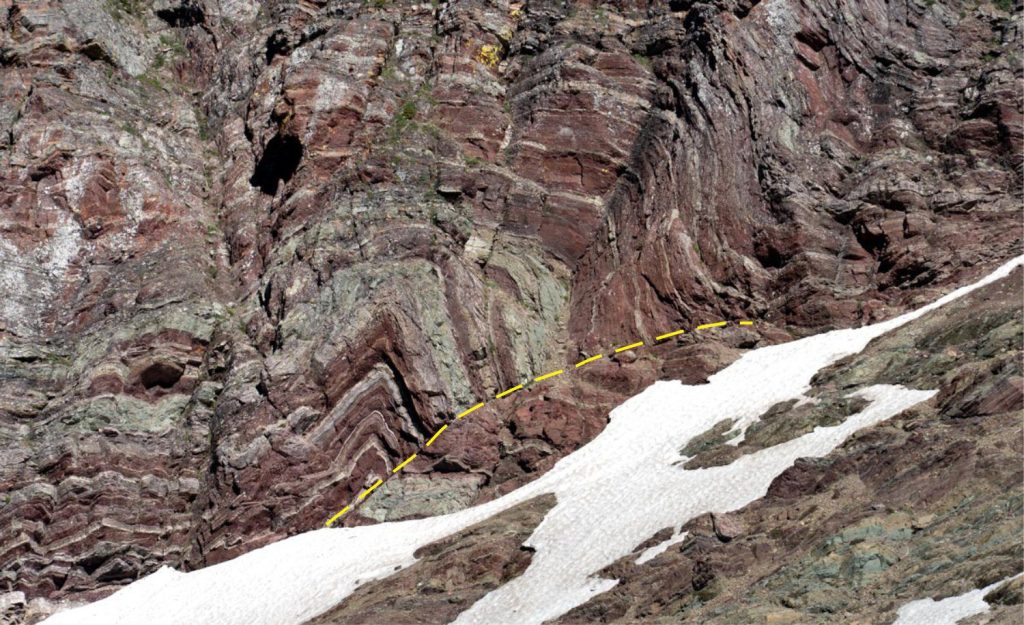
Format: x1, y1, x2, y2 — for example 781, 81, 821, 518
194, 106, 210, 141
139, 71, 164, 92
44, 353, 72, 366
160, 34, 187, 57
105, 0, 143, 20
396, 100, 417, 127
993, 0, 1012, 11
464, 154, 482, 166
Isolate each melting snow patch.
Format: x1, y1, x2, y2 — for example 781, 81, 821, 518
891, 574, 1022, 625
40, 256, 1023, 625
635, 528, 688, 565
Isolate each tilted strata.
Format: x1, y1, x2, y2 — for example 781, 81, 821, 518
0, 0, 1020, 615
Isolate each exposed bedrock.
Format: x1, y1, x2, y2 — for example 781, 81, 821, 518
0, 0, 1020, 612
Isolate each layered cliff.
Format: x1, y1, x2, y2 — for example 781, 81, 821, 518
0, 0, 1021, 617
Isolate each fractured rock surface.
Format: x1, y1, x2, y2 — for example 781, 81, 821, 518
0, 0, 1020, 616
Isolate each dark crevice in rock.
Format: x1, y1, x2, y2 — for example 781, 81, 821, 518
250, 133, 302, 195
265, 30, 292, 64
380, 352, 430, 443
79, 39, 115, 66
258, 279, 273, 320
78, 552, 107, 577
139, 361, 184, 389
155, 2, 205, 28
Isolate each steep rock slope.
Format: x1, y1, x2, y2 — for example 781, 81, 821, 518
0, 0, 1021, 611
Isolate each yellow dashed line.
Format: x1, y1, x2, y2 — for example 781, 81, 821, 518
392, 454, 417, 473
324, 318, 754, 526
426, 425, 448, 446
324, 505, 351, 527
696, 321, 727, 330
614, 341, 644, 353
575, 354, 603, 368
534, 369, 564, 382
358, 479, 383, 500
496, 384, 524, 399
457, 402, 485, 419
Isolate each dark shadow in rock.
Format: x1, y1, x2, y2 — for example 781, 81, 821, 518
250, 133, 303, 195
139, 361, 185, 389
155, 2, 205, 27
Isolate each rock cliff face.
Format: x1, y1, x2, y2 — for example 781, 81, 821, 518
0, 0, 1020, 617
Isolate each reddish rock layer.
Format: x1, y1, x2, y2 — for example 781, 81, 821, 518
0, 0, 1020, 613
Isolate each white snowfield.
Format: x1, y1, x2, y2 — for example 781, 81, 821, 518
41, 256, 1023, 625
891, 574, 1023, 625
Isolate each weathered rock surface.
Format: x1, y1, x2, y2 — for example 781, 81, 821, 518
304, 494, 554, 625
0, 0, 1020, 618
549, 268, 1023, 624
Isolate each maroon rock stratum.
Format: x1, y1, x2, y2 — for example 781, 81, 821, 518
0, 0, 1021, 620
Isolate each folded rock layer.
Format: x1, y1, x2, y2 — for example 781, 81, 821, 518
0, 0, 1020, 614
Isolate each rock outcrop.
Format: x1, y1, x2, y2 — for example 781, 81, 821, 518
306, 494, 555, 625
0, 0, 1020, 617
550, 268, 1024, 625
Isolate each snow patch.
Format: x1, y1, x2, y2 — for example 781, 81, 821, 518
635, 528, 687, 565
891, 574, 1022, 625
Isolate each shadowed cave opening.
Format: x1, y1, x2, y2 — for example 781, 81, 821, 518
265, 30, 293, 64
250, 133, 303, 195
139, 361, 184, 389
155, 2, 205, 27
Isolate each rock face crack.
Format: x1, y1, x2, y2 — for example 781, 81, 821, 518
155, 2, 205, 28
380, 352, 432, 446
250, 133, 303, 195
